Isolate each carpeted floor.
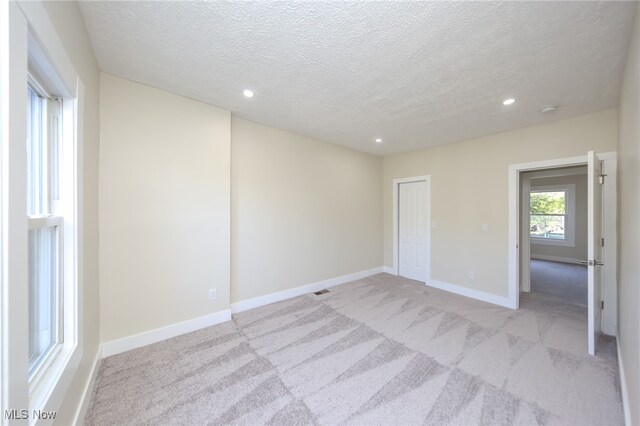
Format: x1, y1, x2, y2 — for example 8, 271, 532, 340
529, 259, 588, 307
86, 273, 622, 425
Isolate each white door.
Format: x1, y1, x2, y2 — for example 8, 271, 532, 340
587, 151, 603, 355
399, 181, 427, 282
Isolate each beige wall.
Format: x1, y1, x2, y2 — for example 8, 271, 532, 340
99, 74, 231, 342
231, 117, 383, 303
617, 6, 639, 425
99, 78, 383, 337
383, 109, 618, 298
38, 2, 101, 424
529, 173, 588, 262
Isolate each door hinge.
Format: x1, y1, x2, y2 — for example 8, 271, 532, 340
601, 301, 604, 310
599, 174, 607, 185
601, 237, 605, 247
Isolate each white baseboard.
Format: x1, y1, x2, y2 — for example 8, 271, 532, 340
616, 334, 632, 426
531, 254, 584, 265
383, 266, 395, 274
72, 346, 102, 425
231, 267, 384, 314
100, 268, 385, 357
427, 279, 512, 308
102, 309, 232, 357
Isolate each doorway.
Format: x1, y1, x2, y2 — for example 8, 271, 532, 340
521, 165, 587, 296
392, 176, 430, 282
520, 166, 589, 315
508, 152, 617, 356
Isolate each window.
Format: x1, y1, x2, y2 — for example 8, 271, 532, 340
530, 190, 566, 239
4, 6, 84, 417
530, 184, 575, 247
27, 81, 64, 381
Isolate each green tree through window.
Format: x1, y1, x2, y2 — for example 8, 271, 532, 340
530, 191, 566, 239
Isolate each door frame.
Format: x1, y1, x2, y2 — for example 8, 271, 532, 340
508, 152, 617, 333
509, 155, 586, 309
600, 154, 617, 336
392, 176, 431, 279
520, 166, 587, 293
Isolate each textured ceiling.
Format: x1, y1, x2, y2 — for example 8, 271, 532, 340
78, 1, 636, 156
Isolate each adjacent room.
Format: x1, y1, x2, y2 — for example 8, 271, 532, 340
2, 1, 639, 425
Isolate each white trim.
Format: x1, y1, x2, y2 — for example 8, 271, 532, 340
0, 0, 4, 416
600, 153, 617, 336
586, 151, 600, 356
521, 166, 588, 293
521, 175, 532, 293
3, 3, 31, 416
17, 2, 76, 96
509, 152, 618, 352
530, 254, 585, 265
383, 266, 394, 274
231, 267, 384, 314
103, 267, 385, 357
392, 176, 430, 277
392, 175, 512, 309
616, 334, 631, 426
529, 183, 576, 247
509, 154, 587, 310
427, 279, 512, 308
527, 166, 588, 179
508, 166, 520, 309
101, 310, 232, 358
71, 347, 101, 426
3, 2, 89, 423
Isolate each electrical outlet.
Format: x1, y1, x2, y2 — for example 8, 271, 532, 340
468, 270, 476, 280
208, 288, 217, 301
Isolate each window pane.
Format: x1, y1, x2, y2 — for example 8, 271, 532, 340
27, 86, 48, 216
530, 191, 566, 215
28, 226, 59, 376
530, 214, 566, 239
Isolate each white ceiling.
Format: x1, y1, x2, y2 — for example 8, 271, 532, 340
78, 1, 636, 156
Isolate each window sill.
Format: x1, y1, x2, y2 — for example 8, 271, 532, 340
530, 237, 575, 248
29, 342, 81, 425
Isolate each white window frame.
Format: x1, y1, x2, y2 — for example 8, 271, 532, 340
530, 184, 576, 247
27, 34, 83, 421
26, 78, 66, 394
3, 2, 85, 423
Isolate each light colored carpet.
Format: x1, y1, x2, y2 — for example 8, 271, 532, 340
86, 273, 622, 425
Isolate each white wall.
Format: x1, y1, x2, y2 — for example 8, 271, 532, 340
617, 6, 639, 425
99, 74, 231, 343
383, 109, 618, 298
528, 173, 588, 263
231, 117, 383, 303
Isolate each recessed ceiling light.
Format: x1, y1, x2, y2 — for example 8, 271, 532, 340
243, 89, 254, 98
540, 105, 558, 113
503, 98, 515, 106
375, 138, 383, 143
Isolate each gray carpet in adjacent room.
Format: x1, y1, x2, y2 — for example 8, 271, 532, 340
529, 259, 588, 307
85, 273, 622, 425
